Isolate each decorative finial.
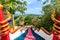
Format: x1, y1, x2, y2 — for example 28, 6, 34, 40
0, 4, 3, 9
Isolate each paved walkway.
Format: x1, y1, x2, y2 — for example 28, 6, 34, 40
24, 28, 36, 40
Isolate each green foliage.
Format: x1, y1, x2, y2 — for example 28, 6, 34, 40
41, 14, 53, 32
0, 0, 27, 14
24, 14, 42, 28
24, 15, 34, 25
42, 4, 54, 14
15, 20, 19, 26
41, 0, 60, 13
41, 4, 55, 32
35, 18, 42, 28
19, 16, 25, 21
32, 17, 41, 27
15, 16, 25, 26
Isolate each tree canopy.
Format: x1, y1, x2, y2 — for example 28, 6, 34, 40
0, 0, 27, 14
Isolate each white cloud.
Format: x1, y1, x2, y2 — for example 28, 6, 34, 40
25, 7, 42, 14
34, 7, 41, 10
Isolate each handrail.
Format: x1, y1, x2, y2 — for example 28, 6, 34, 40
40, 27, 52, 35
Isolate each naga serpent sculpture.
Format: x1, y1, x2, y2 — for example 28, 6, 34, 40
0, 4, 24, 40
51, 10, 60, 34
0, 4, 11, 40
51, 9, 60, 40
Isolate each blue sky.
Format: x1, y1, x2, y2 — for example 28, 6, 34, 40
15, 0, 50, 16
25, 0, 43, 15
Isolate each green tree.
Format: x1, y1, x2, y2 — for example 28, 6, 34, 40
0, 0, 27, 14
24, 15, 35, 25
15, 15, 25, 26
32, 17, 41, 27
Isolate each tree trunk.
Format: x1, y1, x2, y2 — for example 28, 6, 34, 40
11, 14, 15, 29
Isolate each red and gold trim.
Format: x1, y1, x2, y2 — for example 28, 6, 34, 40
51, 10, 60, 34
51, 10, 60, 23
40, 27, 51, 35
0, 9, 11, 34
0, 22, 9, 34
0, 10, 11, 24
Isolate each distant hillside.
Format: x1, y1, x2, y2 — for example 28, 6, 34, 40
14, 14, 42, 20
24, 14, 41, 16
15, 13, 42, 17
